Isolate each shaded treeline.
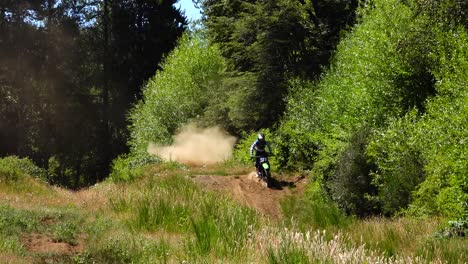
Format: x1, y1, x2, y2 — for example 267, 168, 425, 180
0, 0, 186, 188
196, 0, 359, 134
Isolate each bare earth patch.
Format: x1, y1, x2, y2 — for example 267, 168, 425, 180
22, 233, 84, 255
191, 172, 307, 218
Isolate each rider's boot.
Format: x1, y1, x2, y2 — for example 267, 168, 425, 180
256, 167, 261, 178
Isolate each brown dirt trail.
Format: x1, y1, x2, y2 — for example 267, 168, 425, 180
191, 172, 307, 218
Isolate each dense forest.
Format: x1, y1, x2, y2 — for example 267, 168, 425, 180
0, 0, 186, 187
1, 0, 467, 222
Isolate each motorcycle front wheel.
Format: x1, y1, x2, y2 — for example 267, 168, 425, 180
262, 169, 271, 188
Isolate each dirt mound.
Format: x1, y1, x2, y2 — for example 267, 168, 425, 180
191, 172, 307, 218
22, 233, 84, 255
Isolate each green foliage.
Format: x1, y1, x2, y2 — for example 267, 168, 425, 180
371, 26, 468, 218
0, 156, 46, 182
328, 129, 379, 216
109, 174, 259, 259
408, 27, 468, 218
281, 181, 351, 230
367, 113, 426, 216
274, 80, 321, 170
200, 0, 359, 131
220, 72, 261, 132
435, 219, 468, 238
109, 153, 157, 182
128, 31, 226, 157
278, 0, 467, 218
267, 240, 310, 264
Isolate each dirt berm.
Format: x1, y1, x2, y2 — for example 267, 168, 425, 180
191, 172, 307, 219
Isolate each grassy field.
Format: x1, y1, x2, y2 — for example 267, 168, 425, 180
0, 163, 466, 263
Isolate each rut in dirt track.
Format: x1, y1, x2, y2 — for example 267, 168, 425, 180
191, 172, 307, 219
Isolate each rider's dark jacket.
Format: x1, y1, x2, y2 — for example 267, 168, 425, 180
250, 139, 272, 158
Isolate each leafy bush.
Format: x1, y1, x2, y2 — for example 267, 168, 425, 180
367, 112, 426, 216
127, 31, 226, 158
408, 27, 468, 218
328, 129, 379, 216
109, 153, 158, 182
277, 0, 467, 218
274, 120, 320, 170
435, 219, 468, 238
0, 156, 46, 182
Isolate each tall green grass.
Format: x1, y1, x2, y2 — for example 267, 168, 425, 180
81, 232, 172, 264
108, 173, 259, 260
342, 217, 468, 263
281, 181, 352, 231
104, 163, 468, 263
267, 237, 312, 264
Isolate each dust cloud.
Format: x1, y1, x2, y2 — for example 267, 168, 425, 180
147, 125, 237, 165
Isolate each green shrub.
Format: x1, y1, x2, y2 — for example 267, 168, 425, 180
328, 129, 379, 216
367, 112, 426, 216
274, 120, 320, 170
407, 27, 468, 218
0, 156, 46, 182
435, 219, 468, 238
0, 166, 21, 182
109, 153, 158, 182
127, 31, 226, 157
277, 0, 467, 219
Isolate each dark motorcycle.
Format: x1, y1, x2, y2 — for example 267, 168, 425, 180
256, 155, 272, 188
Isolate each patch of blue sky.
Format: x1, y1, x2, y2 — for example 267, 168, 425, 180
175, 0, 202, 22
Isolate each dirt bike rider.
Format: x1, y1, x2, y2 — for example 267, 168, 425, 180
250, 133, 272, 177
